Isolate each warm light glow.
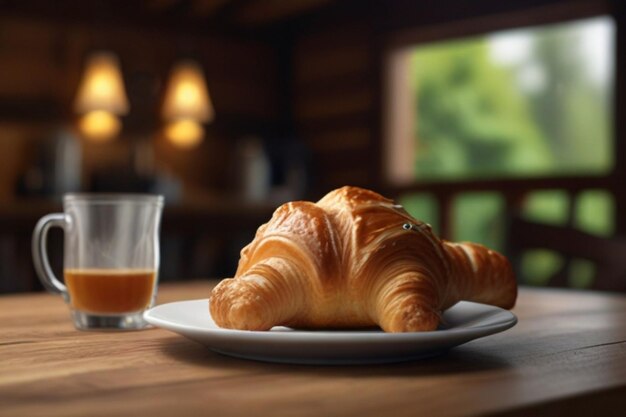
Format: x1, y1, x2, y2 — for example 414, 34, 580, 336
162, 60, 213, 122
78, 110, 121, 142
74, 52, 129, 115
164, 119, 204, 149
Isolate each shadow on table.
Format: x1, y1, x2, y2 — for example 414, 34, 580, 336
159, 337, 512, 377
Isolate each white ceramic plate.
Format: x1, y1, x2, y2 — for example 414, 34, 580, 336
144, 299, 517, 365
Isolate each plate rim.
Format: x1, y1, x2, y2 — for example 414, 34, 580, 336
144, 298, 518, 341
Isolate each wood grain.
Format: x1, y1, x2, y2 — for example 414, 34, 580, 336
292, 20, 376, 195
1, 283, 625, 417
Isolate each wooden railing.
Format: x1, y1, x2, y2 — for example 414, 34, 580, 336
382, 174, 617, 240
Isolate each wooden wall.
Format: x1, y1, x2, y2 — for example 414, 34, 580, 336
0, 14, 281, 200
291, 13, 379, 197
0, 12, 284, 292
290, 0, 613, 203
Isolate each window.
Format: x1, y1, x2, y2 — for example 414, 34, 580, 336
386, 15, 617, 288
386, 16, 615, 183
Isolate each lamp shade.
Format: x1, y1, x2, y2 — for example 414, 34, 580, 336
162, 60, 213, 122
74, 52, 129, 115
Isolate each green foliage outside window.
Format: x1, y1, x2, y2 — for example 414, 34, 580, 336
409, 17, 613, 180
400, 17, 614, 287
411, 40, 552, 179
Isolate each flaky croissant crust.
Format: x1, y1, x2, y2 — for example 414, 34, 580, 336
210, 186, 517, 332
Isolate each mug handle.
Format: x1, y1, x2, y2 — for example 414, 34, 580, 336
32, 213, 69, 302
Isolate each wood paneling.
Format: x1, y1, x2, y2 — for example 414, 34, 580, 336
292, 21, 376, 194
294, 45, 370, 85
235, 0, 334, 26
304, 127, 370, 152
295, 89, 373, 122
0, 21, 65, 98
0, 124, 47, 201
0, 13, 281, 196
312, 147, 372, 173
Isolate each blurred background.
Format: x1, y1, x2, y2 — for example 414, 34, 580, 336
0, 0, 624, 293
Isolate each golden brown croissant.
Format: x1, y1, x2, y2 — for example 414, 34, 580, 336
210, 186, 517, 332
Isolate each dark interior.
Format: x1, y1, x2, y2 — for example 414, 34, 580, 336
0, 0, 624, 293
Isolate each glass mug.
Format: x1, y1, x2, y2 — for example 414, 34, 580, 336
32, 194, 164, 330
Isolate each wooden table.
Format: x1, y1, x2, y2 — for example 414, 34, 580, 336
1, 282, 625, 417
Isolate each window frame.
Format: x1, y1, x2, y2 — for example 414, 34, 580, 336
376, 0, 625, 238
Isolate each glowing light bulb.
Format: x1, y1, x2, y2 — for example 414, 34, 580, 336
164, 119, 204, 149
78, 110, 121, 142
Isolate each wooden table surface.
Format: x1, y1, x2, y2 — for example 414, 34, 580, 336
1, 282, 625, 417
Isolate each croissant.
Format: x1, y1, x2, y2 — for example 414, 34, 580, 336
210, 186, 517, 332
